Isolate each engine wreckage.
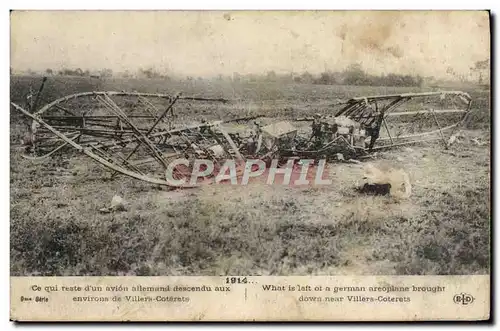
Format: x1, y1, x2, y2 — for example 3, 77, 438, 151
11, 77, 473, 188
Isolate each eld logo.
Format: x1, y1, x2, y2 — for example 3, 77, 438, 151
453, 293, 475, 305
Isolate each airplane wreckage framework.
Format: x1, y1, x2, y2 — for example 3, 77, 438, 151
11, 77, 473, 188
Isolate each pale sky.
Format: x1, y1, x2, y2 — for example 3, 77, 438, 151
10, 10, 490, 79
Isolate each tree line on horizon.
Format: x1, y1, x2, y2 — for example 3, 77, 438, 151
13, 59, 489, 87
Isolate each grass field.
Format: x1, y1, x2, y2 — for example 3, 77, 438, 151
10, 75, 491, 276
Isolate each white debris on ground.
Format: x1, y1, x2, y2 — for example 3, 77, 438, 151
447, 134, 458, 147
446, 131, 488, 148
99, 195, 127, 213
110, 195, 127, 211
471, 138, 485, 146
